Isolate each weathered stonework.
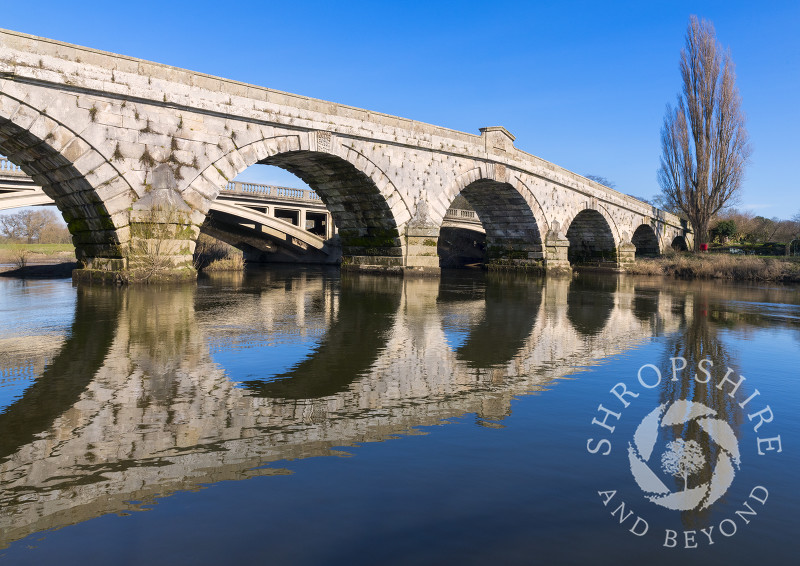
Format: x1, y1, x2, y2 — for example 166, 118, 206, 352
0, 29, 690, 280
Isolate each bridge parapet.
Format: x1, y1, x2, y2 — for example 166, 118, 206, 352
0, 156, 24, 175
444, 208, 478, 220
223, 181, 322, 203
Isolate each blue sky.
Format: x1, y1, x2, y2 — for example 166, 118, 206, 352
2, 0, 798, 219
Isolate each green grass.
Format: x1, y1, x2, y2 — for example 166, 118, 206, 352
0, 243, 76, 264
0, 243, 75, 254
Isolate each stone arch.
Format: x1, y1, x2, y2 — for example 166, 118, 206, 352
438, 165, 548, 233
437, 165, 546, 266
632, 224, 660, 257
671, 235, 689, 251
189, 133, 411, 258
565, 208, 618, 264
0, 92, 136, 268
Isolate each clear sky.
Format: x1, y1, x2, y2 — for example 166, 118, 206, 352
2, 0, 799, 219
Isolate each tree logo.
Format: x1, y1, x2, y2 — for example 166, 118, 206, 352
628, 400, 741, 511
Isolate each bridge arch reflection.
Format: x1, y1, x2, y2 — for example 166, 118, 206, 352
1, 273, 705, 549
0, 286, 121, 462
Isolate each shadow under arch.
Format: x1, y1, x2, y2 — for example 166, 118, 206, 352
440, 179, 543, 267
0, 95, 135, 264
194, 135, 410, 259
567, 274, 617, 336
632, 224, 660, 257
451, 273, 544, 368
240, 274, 402, 399
0, 286, 122, 462
671, 235, 689, 251
566, 209, 617, 264
263, 150, 402, 255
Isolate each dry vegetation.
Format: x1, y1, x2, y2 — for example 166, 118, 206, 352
193, 233, 245, 272
625, 253, 800, 282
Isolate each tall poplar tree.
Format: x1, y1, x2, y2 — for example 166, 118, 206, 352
658, 16, 751, 251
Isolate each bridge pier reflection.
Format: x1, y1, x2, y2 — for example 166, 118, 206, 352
0, 273, 714, 548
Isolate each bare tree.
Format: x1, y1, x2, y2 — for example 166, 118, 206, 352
658, 16, 751, 252
585, 174, 616, 189
0, 209, 53, 243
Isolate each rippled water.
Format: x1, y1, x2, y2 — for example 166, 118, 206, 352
0, 268, 798, 565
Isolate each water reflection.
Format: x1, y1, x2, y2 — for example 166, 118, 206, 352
454, 274, 543, 368
0, 273, 798, 552
243, 275, 402, 399
0, 286, 120, 461
652, 284, 750, 528
567, 273, 617, 336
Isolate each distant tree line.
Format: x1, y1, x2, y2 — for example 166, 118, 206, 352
709, 210, 800, 245
0, 209, 72, 244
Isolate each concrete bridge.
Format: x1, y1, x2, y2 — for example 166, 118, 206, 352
0, 273, 691, 547
0, 29, 690, 279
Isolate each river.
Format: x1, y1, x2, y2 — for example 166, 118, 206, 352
0, 268, 798, 565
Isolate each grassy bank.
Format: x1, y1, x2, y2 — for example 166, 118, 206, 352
193, 235, 245, 272
625, 253, 800, 283
0, 243, 76, 265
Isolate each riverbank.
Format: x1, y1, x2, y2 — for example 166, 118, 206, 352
0, 243, 75, 264
624, 253, 800, 283
0, 244, 77, 277
0, 261, 78, 278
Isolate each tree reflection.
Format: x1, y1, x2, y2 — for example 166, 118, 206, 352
654, 286, 744, 528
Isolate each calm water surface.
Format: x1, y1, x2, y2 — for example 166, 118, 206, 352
0, 268, 798, 565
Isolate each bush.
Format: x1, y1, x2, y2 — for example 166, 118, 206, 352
11, 246, 29, 268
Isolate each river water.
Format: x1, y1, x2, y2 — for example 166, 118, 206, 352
0, 268, 798, 565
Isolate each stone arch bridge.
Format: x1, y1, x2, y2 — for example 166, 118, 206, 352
1, 158, 482, 263
0, 29, 690, 278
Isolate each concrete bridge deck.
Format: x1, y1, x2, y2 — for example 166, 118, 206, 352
0, 28, 691, 279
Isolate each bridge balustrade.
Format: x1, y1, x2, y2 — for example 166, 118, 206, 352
223, 181, 322, 202
1, 162, 482, 254
445, 209, 477, 219
0, 157, 23, 174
